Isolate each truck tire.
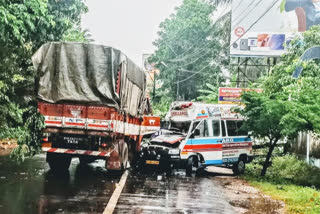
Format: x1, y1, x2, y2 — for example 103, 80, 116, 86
47, 153, 72, 172
121, 143, 129, 170
232, 158, 246, 175
79, 156, 95, 166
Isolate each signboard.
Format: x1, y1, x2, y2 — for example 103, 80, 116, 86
142, 53, 161, 93
230, 0, 320, 57
171, 110, 188, 117
219, 87, 263, 104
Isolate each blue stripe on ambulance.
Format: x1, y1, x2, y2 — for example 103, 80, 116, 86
186, 139, 221, 145
186, 137, 251, 145
205, 160, 223, 165
185, 137, 252, 165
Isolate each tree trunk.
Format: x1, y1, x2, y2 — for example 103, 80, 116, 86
261, 139, 278, 176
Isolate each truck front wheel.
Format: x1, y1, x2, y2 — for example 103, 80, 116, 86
47, 153, 72, 172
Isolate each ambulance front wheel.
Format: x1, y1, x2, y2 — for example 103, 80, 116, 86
186, 156, 198, 176
232, 159, 246, 175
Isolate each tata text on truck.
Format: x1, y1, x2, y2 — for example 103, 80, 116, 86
33, 42, 160, 172
140, 102, 253, 174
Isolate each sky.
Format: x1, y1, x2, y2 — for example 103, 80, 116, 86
81, 0, 183, 66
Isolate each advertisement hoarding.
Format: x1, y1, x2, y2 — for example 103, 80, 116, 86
218, 87, 263, 104
230, 0, 320, 57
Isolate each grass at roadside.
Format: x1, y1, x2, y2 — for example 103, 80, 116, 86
243, 155, 320, 214
245, 176, 320, 214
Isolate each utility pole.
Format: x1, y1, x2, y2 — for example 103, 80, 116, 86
153, 72, 156, 101
307, 131, 310, 164
176, 69, 179, 100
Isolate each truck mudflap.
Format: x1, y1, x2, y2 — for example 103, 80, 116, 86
106, 150, 122, 170
42, 147, 112, 157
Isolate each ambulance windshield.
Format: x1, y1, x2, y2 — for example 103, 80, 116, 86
169, 121, 191, 134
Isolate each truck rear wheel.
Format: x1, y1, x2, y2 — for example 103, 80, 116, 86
47, 153, 72, 172
121, 143, 129, 170
79, 156, 96, 166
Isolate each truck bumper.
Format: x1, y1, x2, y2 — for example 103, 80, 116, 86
42, 147, 111, 158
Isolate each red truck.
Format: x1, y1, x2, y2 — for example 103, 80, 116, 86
32, 42, 160, 172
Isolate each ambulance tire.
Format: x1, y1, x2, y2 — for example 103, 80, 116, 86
232, 158, 246, 175
186, 156, 197, 176
47, 153, 71, 172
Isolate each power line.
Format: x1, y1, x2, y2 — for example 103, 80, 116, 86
174, 64, 211, 84
176, 48, 212, 68
230, 0, 280, 45
168, 5, 231, 63
168, 26, 214, 62
174, 0, 280, 85
168, 2, 257, 63
171, 0, 263, 64
231, 0, 256, 26
232, 0, 264, 29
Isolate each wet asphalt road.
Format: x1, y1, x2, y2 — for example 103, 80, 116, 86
115, 171, 235, 214
0, 154, 235, 214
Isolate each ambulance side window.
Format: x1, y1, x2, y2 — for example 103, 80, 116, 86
203, 120, 209, 137
221, 120, 226, 137
226, 120, 247, 136
226, 120, 237, 136
194, 120, 209, 138
211, 120, 220, 137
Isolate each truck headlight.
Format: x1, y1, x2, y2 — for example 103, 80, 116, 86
168, 149, 180, 155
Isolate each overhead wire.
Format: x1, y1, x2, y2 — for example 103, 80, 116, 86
232, 0, 264, 29
169, 0, 263, 63
168, 4, 231, 63
174, 0, 281, 84
177, 48, 212, 68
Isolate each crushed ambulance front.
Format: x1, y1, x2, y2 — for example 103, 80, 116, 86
139, 102, 195, 169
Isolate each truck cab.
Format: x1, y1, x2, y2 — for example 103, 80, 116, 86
140, 102, 253, 175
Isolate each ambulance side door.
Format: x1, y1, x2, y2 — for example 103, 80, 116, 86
189, 119, 223, 165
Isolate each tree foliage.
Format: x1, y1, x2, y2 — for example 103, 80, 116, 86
238, 26, 320, 176
197, 83, 218, 103
151, 0, 230, 103
0, 0, 88, 160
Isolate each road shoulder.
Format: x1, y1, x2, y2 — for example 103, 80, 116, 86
208, 167, 285, 214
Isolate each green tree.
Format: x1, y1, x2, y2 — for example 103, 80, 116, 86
197, 83, 218, 103
0, 0, 88, 161
238, 26, 320, 176
151, 0, 230, 103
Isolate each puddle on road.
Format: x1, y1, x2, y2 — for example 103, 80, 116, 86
0, 155, 121, 214
229, 197, 283, 214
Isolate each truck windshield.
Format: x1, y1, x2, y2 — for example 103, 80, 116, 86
169, 121, 191, 134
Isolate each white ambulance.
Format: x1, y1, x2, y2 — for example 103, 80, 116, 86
140, 101, 253, 175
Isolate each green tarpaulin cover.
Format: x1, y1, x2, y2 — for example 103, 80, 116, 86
32, 42, 148, 117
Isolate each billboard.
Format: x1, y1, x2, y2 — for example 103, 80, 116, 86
230, 0, 320, 57
218, 87, 263, 104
